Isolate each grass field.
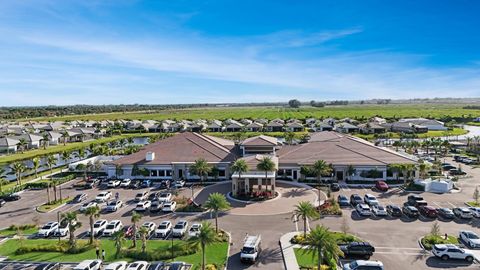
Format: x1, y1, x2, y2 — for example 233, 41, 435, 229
0, 227, 38, 237
37, 197, 73, 213
0, 239, 228, 269
355, 128, 468, 140
21, 104, 480, 122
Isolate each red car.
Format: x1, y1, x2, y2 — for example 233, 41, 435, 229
375, 181, 389, 192
419, 205, 438, 218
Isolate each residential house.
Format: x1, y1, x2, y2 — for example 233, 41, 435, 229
246, 122, 263, 132
13, 133, 43, 149
207, 120, 223, 132
384, 122, 428, 134
398, 118, 447, 131
0, 137, 19, 153
334, 122, 359, 133
265, 121, 284, 132
358, 123, 387, 134
285, 122, 304, 132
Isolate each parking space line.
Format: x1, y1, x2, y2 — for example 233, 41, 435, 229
447, 201, 457, 208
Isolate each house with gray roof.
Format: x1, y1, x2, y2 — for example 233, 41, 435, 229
0, 137, 20, 153
334, 122, 359, 133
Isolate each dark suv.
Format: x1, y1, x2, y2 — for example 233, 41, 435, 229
350, 194, 364, 206
407, 195, 426, 206
403, 206, 419, 218
339, 242, 375, 259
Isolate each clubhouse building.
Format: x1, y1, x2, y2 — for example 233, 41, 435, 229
107, 132, 416, 196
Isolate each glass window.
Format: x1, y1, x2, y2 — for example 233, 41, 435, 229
159, 170, 165, 177
166, 170, 172, 176
219, 170, 225, 177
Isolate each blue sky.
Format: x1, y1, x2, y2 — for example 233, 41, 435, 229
0, 0, 479, 106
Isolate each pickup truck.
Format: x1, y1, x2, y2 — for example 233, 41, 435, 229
339, 242, 375, 259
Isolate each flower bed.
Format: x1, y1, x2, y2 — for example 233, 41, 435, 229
421, 234, 458, 250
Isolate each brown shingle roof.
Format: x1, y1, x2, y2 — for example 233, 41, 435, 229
241, 135, 278, 146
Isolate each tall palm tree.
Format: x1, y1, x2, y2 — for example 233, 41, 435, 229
74, 148, 86, 160
284, 132, 296, 145
46, 154, 57, 176
187, 222, 218, 270
189, 158, 211, 183
41, 133, 50, 150
61, 211, 82, 248
204, 193, 231, 233
60, 130, 69, 146
32, 157, 41, 179
293, 201, 319, 236
256, 156, 276, 192
418, 162, 431, 179
17, 138, 28, 153
112, 230, 126, 258
302, 225, 343, 270
0, 168, 8, 192
311, 160, 332, 202
11, 162, 26, 185
231, 159, 248, 194
61, 151, 71, 163
131, 211, 142, 248
138, 226, 149, 254
84, 205, 101, 244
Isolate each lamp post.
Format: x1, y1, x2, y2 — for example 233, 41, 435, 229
57, 211, 61, 242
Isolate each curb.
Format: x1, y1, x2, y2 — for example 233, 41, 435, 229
279, 231, 301, 270
35, 201, 69, 214
224, 231, 232, 270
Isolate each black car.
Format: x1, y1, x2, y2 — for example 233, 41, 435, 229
339, 242, 375, 259
147, 262, 166, 270
34, 263, 60, 270
407, 195, 424, 206
330, 183, 340, 192
386, 204, 402, 217
2, 193, 21, 201
159, 180, 171, 189
150, 200, 163, 213
148, 192, 160, 201
403, 206, 419, 218
437, 208, 455, 219
72, 193, 87, 203
129, 180, 141, 189
350, 194, 363, 206
84, 181, 95, 189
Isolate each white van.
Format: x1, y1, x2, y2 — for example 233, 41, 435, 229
240, 234, 261, 263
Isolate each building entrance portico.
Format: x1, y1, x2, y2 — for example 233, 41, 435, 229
231, 154, 278, 198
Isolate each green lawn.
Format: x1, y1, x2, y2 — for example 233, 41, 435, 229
421, 235, 459, 250
294, 248, 319, 269
0, 239, 228, 269
0, 227, 38, 237
0, 166, 67, 196
356, 128, 468, 140
37, 197, 73, 213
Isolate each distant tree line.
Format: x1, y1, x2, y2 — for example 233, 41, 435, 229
464, 106, 480, 110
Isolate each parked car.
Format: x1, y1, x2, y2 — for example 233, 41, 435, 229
105, 261, 128, 270
168, 262, 191, 270
432, 244, 474, 262
96, 191, 112, 202
0, 199, 5, 207
329, 183, 340, 192
103, 220, 123, 236
73, 260, 103, 270
34, 263, 60, 270
148, 192, 160, 201
172, 220, 188, 237
54, 220, 72, 237
150, 200, 163, 213
126, 261, 149, 270
135, 200, 152, 212
159, 180, 171, 189
339, 242, 375, 259
73, 193, 88, 203
158, 193, 172, 203
453, 207, 473, 219
141, 222, 156, 237
155, 221, 172, 238
343, 260, 384, 270
350, 194, 363, 206
89, 219, 108, 236
468, 207, 480, 218
355, 204, 371, 217
419, 205, 438, 218
106, 200, 123, 212
38, 222, 59, 237
407, 195, 426, 207
129, 180, 141, 189
442, 164, 456, 171
2, 193, 20, 201
141, 180, 152, 188
147, 262, 166, 270
449, 169, 466, 176
80, 201, 98, 212
375, 181, 389, 192
188, 223, 202, 237
386, 205, 403, 217
120, 179, 132, 188
337, 195, 350, 207
107, 180, 121, 188
162, 201, 177, 212
459, 230, 480, 249
371, 205, 388, 216
402, 206, 419, 218
437, 208, 455, 219
135, 191, 149, 202
174, 180, 186, 188
363, 194, 379, 206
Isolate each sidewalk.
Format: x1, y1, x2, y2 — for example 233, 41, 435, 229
279, 231, 301, 270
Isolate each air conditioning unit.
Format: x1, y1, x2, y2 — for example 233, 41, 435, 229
146, 152, 155, 161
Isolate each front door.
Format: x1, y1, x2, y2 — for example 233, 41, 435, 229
293, 170, 298, 180
336, 171, 344, 181
178, 169, 183, 179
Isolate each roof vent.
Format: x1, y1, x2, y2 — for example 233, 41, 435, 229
146, 152, 155, 161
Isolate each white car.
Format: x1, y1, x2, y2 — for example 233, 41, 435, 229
174, 180, 186, 188
120, 179, 132, 188
363, 194, 379, 206
155, 221, 172, 238
459, 230, 480, 249
135, 191, 149, 202
135, 200, 152, 212
371, 205, 388, 216
80, 201, 98, 212
126, 261, 149, 270
107, 180, 121, 188
432, 244, 474, 262
453, 207, 473, 219
105, 261, 128, 270
106, 200, 123, 212
38, 222, 59, 237
96, 191, 112, 202
74, 260, 103, 270
158, 193, 172, 203
355, 204, 372, 216
162, 201, 177, 212
103, 220, 123, 236
188, 223, 202, 237
141, 222, 156, 237
343, 260, 384, 270
468, 207, 480, 218
172, 220, 188, 237
89, 219, 108, 236
54, 222, 70, 237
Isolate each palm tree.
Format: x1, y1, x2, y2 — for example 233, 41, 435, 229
84, 205, 101, 244
189, 158, 211, 183
0, 168, 8, 192
293, 201, 319, 236
138, 226, 149, 254
61, 151, 71, 163
60, 130, 69, 146
131, 211, 142, 248
11, 162, 26, 185
204, 193, 231, 233
256, 156, 276, 192
187, 222, 218, 270
311, 160, 332, 203
17, 138, 28, 153
346, 165, 356, 181
32, 157, 41, 179
302, 225, 343, 270
41, 133, 50, 150
61, 211, 81, 248
231, 159, 248, 194
74, 148, 86, 160
284, 132, 296, 145
46, 154, 57, 176
112, 230, 126, 258
418, 162, 431, 179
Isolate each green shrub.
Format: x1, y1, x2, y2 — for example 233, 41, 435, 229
122, 244, 197, 261
421, 234, 458, 250
8, 224, 37, 231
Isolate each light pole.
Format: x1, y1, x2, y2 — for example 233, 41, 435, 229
57, 211, 61, 242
